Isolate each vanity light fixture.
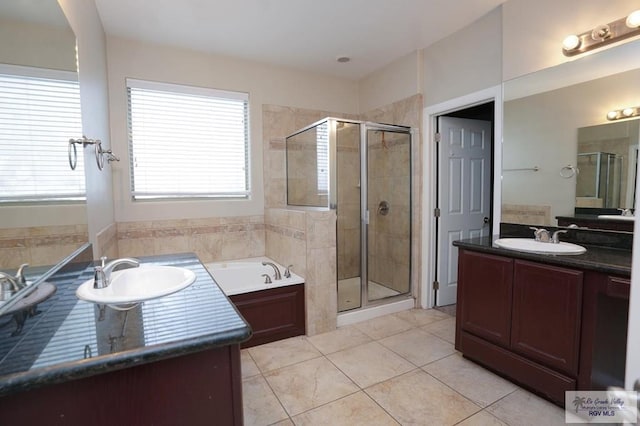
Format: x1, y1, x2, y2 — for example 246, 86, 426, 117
606, 106, 640, 121
562, 9, 640, 56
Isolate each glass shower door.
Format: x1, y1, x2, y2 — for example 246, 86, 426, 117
366, 128, 411, 303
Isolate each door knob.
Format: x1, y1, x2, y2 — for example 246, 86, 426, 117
483, 217, 490, 224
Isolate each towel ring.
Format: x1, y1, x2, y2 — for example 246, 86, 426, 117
560, 165, 579, 178
68, 136, 119, 171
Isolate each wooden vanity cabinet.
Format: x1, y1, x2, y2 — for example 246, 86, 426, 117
511, 261, 583, 376
457, 250, 513, 348
456, 249, 583, 405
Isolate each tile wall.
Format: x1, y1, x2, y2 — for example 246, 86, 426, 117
501, 203, 551, 226
265, 208, 337, 335
361, 94, 423, 302
116, 216, 265, 263
0, 225, 88, 269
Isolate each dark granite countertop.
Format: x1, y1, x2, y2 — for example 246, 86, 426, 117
0, 253, 251, 397
453, 235, 632, 277
556, 214, 633, 222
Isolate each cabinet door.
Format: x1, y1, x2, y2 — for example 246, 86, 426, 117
458, 250, 513, 348
511, 260, 583, 376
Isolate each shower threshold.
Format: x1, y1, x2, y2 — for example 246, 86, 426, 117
338, 277, 403, 312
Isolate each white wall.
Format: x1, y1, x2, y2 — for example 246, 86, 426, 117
0, 18, 76, 72
358, 50, 421, 112
502, 0, 640, 81
422, 7, 502, 107
58, 0, 115, 254
106, 36, 358, 223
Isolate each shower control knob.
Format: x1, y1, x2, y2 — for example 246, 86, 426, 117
378, 201, 390, 216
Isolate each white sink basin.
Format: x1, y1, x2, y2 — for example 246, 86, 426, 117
76, 264, 196, 309
494, 238, 586, 255
597, 215, 635, 221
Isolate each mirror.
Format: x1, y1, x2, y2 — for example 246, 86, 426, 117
576, 120, 639, 209
502, 40, 640, 228
0, 2, 87, 295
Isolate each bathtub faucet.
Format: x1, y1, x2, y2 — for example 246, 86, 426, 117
261, 261, 282, 280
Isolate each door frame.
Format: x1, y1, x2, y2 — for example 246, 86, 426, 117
420, 86, 503, 309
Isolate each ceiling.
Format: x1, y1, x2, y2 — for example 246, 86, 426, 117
93, 0, 507, 80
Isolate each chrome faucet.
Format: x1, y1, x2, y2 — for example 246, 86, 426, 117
94, 256, 140, 289
551, 230, 568, 243
0, 272, 23, 301
284, 265, 293, 279
529, 227, 551, 242
261, 261, 282, 280
618, 208, 634, 217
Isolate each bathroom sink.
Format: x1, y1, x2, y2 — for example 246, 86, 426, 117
597, 215, 635, 221
494, 238, 586, 255
76, 265, 196, 309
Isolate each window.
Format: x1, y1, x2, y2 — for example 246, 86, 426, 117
0, 65, 84, 202
126, 79, 250, 200
316, 122, 328, 194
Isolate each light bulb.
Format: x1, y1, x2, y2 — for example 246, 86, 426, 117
626, 10, 640, 28
562, 34, 581, 51
622, 107, 635, 117
607, 111, 619, 120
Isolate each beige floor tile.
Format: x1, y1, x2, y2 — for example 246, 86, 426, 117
242, 375, 289, 426
393, 308, 451, 327
421, 317, 456, 344
248, 336, 322, 373
292, 391, 400, 426
457, 410, 508, 426
423, 354, 518, 407
270, 420, 294, 426
354, 313, 413, 340
307, 325, 372, 355
327, 341, 415, 388
264, 357, 359, 416
486, 389, 566, 426
366, 370, 481, 425
241, 349, 261, 378
379, 328, 456, 367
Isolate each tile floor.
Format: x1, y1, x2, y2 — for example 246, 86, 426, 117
241, 308, 567, 426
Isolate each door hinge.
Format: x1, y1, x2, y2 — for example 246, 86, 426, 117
434, 208, 440, 218
434, 132, 441, 143
433, 281, 440, 290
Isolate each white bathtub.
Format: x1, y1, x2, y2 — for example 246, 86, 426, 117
205, 257, 304, 296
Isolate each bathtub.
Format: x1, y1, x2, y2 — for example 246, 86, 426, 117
205, 257, 304, 296
205, 257, 306, 348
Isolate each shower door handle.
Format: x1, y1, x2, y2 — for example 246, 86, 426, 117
378, 201, 390, 216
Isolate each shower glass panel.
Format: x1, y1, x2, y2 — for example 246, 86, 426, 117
286, 121, 329, 207
336, 122, 362, 311
366, 129, 412, 303
285, 118, 412, 314
576, 152, 621, 208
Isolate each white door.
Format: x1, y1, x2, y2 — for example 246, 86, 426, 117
436, 117, 492, 306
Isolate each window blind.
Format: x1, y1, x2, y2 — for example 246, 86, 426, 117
126, 79, 250, 200
316, 122, 328, 194
0, 65, 84, 202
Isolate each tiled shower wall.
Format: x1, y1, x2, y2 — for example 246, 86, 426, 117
367, 130, 412, 293
336, 123, 361, 281
361, 94, 423, 303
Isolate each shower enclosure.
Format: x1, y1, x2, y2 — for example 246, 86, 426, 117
576, 152, 622, 208
286, 118, 412, 313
